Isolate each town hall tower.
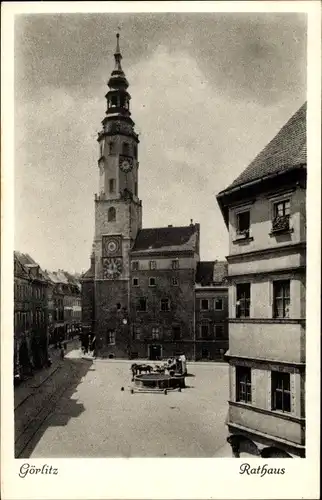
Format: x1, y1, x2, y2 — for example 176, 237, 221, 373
82, 34, 142, 357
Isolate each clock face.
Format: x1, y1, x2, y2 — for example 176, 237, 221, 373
102, 236, 121, 257
119, 156, 133, 173
102, 258, 123, 279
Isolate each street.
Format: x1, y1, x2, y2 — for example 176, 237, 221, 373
18, 346, 230, 458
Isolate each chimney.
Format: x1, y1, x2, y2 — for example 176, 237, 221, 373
190, 219, 193, 226
168, 225, 173, 228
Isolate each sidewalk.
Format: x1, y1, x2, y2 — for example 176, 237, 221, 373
14, 339, 80, 410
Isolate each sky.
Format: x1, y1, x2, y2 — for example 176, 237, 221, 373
14, 12, 307, 274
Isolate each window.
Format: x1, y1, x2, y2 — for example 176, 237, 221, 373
109, 179, 116, 193
132, 325, 141, 340
122, 142, 130, 156
160, 298, 170, 311
172, 259, 179, 270
236, 211, 250, 238
109, 142, 115, 155
136, 297, 147, 312
107, 330, 116, 345
201, 299, 209, 310
132, 278, 139, 287
116, 303, 121, 310
214, 325, 224, 338
171, 277, 179, 286
272, 200, 290, 232
132, 261, 139, 271
172, 325, 181, 340
273, 280, 290, 318
214, 298, 223, 310
99, 141, 104, 158
272, 371, 291, 412
149, 260, 157, 270
149, 277, 156, 287
236, 366, 252, 403
108, 207, 116, 222
200, 322, 209, 339
110, 95, 118, 107
236, 283, 250, 318
152, 327, 160, 340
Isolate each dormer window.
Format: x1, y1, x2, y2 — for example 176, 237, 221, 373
236, 211, 250, 238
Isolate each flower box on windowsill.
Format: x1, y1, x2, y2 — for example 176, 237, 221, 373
270, 215, 293, 236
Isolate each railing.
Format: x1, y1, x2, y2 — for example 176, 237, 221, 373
272, 215, 290, 232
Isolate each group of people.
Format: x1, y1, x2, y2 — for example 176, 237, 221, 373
80, 331, 96, 356
165, 354, 187, 375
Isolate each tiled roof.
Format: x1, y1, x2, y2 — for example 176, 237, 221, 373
82, 267, 94, 279
219, 102, 307, 194
132, 224, 199, 253
196, 260, 228, 286
213, 260, 228, 283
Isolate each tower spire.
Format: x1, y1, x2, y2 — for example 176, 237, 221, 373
114, 32, 122, 72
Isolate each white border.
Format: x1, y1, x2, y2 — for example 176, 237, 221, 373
1, 2, 321, 499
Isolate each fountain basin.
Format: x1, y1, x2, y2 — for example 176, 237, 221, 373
133, 372, 185, 391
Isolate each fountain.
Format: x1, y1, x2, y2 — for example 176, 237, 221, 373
131, 371, 186, 394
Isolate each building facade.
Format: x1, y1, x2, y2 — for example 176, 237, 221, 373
81, 35, 228, 361
14, 252, 49, 378
217, 103, 306, 458
195, 261, 229, 361
45, 270, 82, 345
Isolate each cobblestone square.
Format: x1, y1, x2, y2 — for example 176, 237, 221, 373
29, 351, 229, 458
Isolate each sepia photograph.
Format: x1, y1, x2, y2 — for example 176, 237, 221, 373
1, 2, 321, 499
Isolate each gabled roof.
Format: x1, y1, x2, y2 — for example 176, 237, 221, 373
14, 252, 29, 279
14, 251, 47, 281
218, 102, 307, 195
195, 260, 228, 286
132, 224, 199, 254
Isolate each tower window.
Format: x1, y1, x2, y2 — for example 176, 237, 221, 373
108, 207, 116, 222
110, 95, 118, 107
122, 142, 130, 156
109, 179, 116, 194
